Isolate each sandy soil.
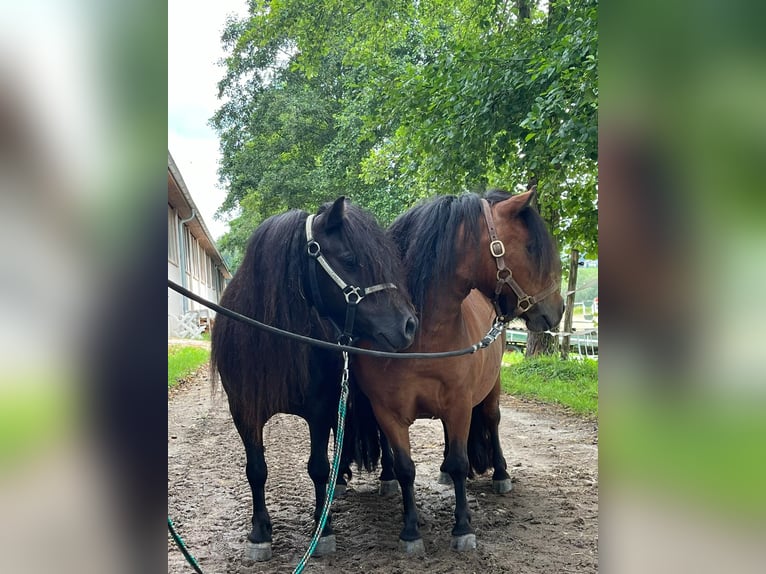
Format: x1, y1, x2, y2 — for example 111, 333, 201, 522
168, 369, 598, 573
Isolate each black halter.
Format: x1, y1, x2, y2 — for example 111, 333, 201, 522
304, 214, 398, 344
480, 199, 559, 323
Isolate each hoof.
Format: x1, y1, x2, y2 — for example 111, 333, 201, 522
399, 537, 425, 554
333, 483, 347, 499
312, 534, 336, 557
450, 533, 477, 552
438, 471, 453, 485
379, 479, 399, 496
492, 478, 513, 494
246, 541, 272, 562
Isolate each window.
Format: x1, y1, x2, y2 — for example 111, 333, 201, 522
168, 205, 178, 263
184, 228, 192, 274
192, 236, 200, 278
200, 251, 208, 285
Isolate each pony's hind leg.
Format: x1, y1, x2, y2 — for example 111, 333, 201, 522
484, 380, 512, 494
437, 422, 453, 485
378, 429, 399, 496
307, 419, 336, 556
335, 434, 352, 499
243, 438, 273, 561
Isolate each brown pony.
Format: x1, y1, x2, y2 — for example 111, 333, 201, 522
352, 189, 564, 552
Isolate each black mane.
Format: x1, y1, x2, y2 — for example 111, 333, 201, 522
389, 189, 558, 316
211, 201, 405, 431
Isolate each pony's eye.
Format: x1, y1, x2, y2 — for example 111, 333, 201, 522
339, 252, 358, 268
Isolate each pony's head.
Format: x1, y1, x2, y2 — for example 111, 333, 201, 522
479, 189, 564, 332
306, 197, 417, 350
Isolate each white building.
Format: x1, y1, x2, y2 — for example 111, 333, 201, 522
168, 151, 231, 337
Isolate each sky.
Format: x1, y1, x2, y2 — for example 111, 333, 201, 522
168, 0, 248, 240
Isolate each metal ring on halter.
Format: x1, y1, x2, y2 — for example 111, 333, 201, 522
307, 240, 321, 257
497, 268, 511, 281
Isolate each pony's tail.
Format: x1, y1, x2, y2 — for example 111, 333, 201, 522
467, 404, 493, 477
342, 375, 382, 474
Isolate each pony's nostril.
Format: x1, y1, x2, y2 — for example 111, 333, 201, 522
404, 316, 418, 338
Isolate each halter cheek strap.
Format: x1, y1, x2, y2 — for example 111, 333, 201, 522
305, 214, 397, 344
480, 199, 559, 322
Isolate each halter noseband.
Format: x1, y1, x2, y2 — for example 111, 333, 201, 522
305, 213, 397, 344
480, 199, 559, 323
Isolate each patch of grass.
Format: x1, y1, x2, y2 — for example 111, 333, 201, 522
0, 382, 72, 468
502, 350, 525, 365
500, 355, 598, 416
168, 345, 210, 388
602, 397, 766, 521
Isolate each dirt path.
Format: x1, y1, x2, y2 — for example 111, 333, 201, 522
168, 371, 598, 573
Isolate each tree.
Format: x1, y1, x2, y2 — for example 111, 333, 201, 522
211, 0, 598, 328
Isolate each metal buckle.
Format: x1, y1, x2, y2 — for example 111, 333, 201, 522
489, 240, 505, 258
343, 285, 363, 305
307, 240, 321, 257
517, 296, 534, 313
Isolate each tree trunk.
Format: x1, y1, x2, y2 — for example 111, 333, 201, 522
517, 0, 532, 21
526, 330, 557, 357
560, 248, 579, 360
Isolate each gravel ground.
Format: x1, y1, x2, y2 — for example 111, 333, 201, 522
168, 369, 598, 573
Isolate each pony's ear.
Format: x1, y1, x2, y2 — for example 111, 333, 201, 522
325, 196, 347, 231
497, 189, 535, 218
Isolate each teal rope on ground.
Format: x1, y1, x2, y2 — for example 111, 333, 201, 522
168, 516, 205, 574
292, 350, 351, 574
167, 351, 352, 574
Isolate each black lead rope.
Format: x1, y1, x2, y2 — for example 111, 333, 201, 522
167, 279, 506, 359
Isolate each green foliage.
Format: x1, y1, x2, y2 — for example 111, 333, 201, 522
212, 0, 598, 260
500, 355, 598, 416
168, 346, 210, 389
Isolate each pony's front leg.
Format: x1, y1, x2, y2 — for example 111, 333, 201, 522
441, 413, 476, 551
243, 438, 273, 561
378, 421, 423, 554
378, 428, 399, 496
307, 420, 336, 556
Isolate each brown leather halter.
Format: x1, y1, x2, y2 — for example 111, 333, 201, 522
480, 199, 559, 323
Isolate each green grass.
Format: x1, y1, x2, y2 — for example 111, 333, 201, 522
602, 397, 766, 522
500, 355, 598, 416
168, 346, 210, 388
0, 381, 72, 468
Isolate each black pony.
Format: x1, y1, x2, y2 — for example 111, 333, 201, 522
211, 197, 417, 561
